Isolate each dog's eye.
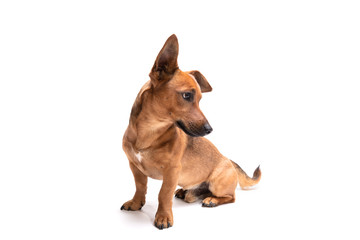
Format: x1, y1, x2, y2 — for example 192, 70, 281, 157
182, 92, 193, 102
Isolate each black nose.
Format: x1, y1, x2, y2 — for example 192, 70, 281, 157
203, 123, 213, 135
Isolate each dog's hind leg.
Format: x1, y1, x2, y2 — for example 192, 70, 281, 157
202, 161, 237, 207
174, 188, 187, 199
175, 182, 212, 203
175, 189, 198, 203
202, 195, 235, 207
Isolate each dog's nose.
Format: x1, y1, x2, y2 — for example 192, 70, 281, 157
203, 123, 213, 135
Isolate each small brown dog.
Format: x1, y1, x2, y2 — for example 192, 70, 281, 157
121, 34, 261, 229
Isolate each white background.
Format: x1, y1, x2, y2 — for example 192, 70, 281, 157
1, 0, 359, 239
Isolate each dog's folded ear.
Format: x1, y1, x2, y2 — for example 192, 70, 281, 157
149, 34, 179, 85
189, 70, 212, 93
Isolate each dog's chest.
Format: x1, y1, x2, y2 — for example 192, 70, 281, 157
131, 149, 163, 180
134, 151, 143, 163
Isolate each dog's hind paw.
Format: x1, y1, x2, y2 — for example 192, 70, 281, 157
201, 197, 217, 207
202, 201, 216, 207
174, 188, 187, 199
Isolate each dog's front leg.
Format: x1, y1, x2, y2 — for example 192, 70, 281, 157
154, 166, 180, 229
121, 162, 148, 211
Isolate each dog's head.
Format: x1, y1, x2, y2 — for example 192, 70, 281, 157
149, 34, 213, 137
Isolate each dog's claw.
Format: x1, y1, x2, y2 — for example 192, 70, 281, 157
154, 221, 172, 230
202, 201, 216, 207
156, 224, 164, 230
120, 205, 132, 211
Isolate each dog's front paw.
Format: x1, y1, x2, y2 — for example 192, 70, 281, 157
120, 199, 144, 211
154, 211, 173, 230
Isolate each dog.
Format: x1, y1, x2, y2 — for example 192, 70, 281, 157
121, 34, 261, 229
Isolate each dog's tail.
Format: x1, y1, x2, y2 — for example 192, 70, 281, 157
230, 160, 261, 189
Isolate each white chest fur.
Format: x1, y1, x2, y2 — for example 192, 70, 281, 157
134, 152, 143, 163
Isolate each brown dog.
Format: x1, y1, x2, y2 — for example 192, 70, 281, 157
121, 34, 261, 229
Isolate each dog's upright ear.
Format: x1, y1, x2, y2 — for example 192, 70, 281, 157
189, 70, 212, 93
149, 34, 179, 85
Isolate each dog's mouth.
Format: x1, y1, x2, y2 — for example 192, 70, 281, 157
176, 120, 212, 137
176, 121, 198, 137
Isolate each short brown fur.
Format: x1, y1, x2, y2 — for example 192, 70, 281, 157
121, 34, 261, 229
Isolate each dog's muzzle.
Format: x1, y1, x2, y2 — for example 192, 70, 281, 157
176, 121, 213, 137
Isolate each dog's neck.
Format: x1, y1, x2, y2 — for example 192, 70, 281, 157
131, 90, 178, 151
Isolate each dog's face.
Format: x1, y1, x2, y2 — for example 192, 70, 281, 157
156, 70, 212, 137
149, 35, 213, 137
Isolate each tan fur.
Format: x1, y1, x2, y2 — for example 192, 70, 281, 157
121, 34, 261, 229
